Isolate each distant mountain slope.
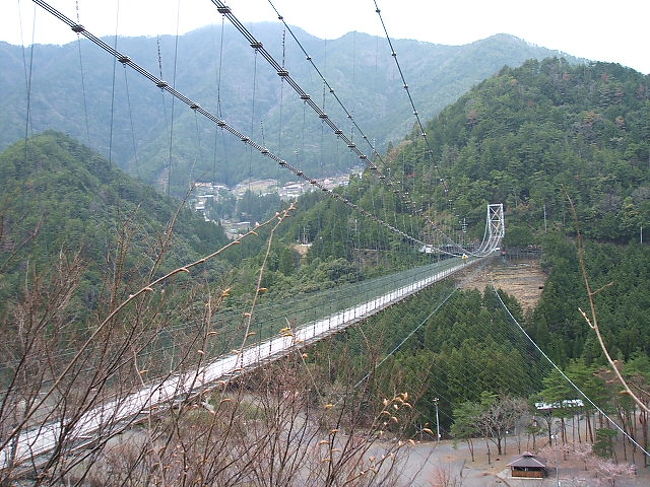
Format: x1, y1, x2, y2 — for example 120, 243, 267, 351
0, 25, 579, 192
0, 132, 227, 305
390, 58, 650, 245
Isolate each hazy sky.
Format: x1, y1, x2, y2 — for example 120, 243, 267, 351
4, 0, 649, 74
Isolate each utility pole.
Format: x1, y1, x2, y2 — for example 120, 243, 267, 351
462, 217, 467, 248
543, 204, 548, 233
434, 397, 440, 441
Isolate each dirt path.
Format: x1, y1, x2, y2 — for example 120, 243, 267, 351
460, 257, 547, 311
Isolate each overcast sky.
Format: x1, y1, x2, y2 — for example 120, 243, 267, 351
4, 0, 649, 74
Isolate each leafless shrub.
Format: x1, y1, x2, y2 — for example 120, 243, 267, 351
540, 442, 636, 487
0, 201, 419, 487
430, 463, 464, 487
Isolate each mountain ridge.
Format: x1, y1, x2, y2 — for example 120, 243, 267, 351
0, 131, 228, 307
1, 26, 581, 191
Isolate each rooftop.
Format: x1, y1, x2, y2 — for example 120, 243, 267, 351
507, 452, 547, 469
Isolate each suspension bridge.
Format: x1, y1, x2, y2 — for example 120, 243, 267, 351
0, 251, 499, 470
0, 0, 513, 477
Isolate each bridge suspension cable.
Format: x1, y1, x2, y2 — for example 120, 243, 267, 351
371, 0, 487, 255
29, 0, 435, 250
210, 1, 388, 178
264, 0, 466, 257
210, 0, 474, 256
372, 0, 448, 196
5, 2, 507, 475
265, 0, 416, 206
30, 0, 503, 258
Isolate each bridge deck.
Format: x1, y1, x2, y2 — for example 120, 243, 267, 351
1, 258, 476, 470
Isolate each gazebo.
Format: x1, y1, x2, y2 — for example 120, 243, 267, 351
507, 451, 547, 479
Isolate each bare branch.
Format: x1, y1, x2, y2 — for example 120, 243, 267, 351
567, 194, 650, 414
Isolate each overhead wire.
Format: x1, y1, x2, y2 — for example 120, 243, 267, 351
155, 35, 171, 184
123, 67, 141, 179
212, 15, 226, 186
248, 48, 259, 192
106, 0, 120, 168
211, 2, 400, 192
15, 2, 511, 454
361, 276, 543, 433
212, 0, 462, 255
190, 111, 201, 184
342, 282, 491, 432
259, 0, 468, 255
29, 0, 505, 259
493, 286, 650, 457
74, 0, 90, 144
370, 0, 486, 255
166, 0, 182, 195
215, 16, 225, 119
352, 287, 458, 390
21, 1, 37, 162
268, 2, 435, 249
17, 0, 29, 91
28, 1, 430, 249
276, 26, 286, 162
264, 0, 411, 196
371, 0, 447, 194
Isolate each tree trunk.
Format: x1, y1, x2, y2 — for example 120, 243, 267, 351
466, 439, 475, 462
486, 439, 491, 465
642, 410, 648, 468
618, 409, 628, 462
532, 430, 536, 450
586, 411, 594, 444
628, 408, 636, 465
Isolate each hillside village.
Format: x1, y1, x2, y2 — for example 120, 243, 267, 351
191, 171, 358, 238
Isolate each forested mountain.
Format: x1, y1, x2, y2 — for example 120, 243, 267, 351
533, 236, 650, 363
0, 25, 578, 192
0, 131, 227, 310
388, 58, 650, 245
280, 60, 649, 261
268, 60, 650, 448
284, 58, 650, 364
